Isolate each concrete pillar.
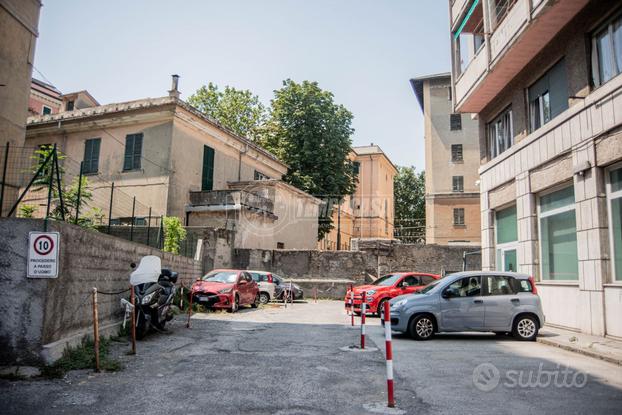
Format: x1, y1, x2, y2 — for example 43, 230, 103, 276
516, 172, 538, 277
480, 191, 495, 270
573, 142, 609, 336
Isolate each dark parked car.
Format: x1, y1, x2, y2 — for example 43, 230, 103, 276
272, 274, 304, 301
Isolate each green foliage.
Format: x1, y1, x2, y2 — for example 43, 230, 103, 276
31, 145, 65, 185
394, 166, 425, 222
259, 80, 357, 240
188, 82, 267, 141
19, 204, 37, 218
50, 176, 101, 228
40, 337, 122, 378
163, 216, 187, 254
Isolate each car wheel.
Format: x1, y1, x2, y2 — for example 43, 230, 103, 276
251, 293, 260, 308
408, 314, 435, 341
228, 294, 239, 313
513, 315, 538, 341
376, 298, 388, 317
259, 292, 270, 304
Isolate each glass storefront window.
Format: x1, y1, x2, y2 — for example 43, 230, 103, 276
495, 205, 518, 271
539, 186, 578, 280
608, 167, 622, 281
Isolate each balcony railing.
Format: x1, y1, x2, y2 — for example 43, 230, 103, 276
489, 0, 529, 63
455, 44, 489, 107
188, 189, 274, 214
451, 0, 471, 29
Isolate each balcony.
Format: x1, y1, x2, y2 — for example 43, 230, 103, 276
187, 189, 276, 218
453, 0, 589, 113
451, 0, 471, 29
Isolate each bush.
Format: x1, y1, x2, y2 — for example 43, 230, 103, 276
163, 216, 187, 254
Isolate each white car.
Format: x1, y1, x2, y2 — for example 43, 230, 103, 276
248, 270, 277, 304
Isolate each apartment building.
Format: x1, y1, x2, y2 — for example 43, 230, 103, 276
320, 144, 397, 250
24, 77, 320, 249
411, 73, 481, 246
449, 0, 622, 337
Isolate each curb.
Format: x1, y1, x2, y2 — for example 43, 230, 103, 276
537, 337, 622, 366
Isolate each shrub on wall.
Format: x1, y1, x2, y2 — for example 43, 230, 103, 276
163, 216, 187, 255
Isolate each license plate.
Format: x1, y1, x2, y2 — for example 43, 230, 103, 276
199, 296, 209, 302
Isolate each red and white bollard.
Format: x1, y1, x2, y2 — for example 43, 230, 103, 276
360, 292, 366, 349
384, 301, 396, 408
350, 290, 355, 326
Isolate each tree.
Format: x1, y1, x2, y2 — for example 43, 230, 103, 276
260, 80, 357, 240
50, 176, 102, 228
393, 166, 426, 243
188, 82, 267, 140
163, 216, 187, 255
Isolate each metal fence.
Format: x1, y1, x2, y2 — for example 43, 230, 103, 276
393, 218, 425, 244
0, 144, 193, 257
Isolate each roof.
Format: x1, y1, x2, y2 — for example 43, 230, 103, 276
409, 72, 451, 111
352, 144, 398, 173
26, 96, 286, 168
447, 271, 531, 279
31, 78, 61, 95
61, 90, 100, 106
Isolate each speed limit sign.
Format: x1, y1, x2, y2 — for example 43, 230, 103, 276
28, 232, 60, 278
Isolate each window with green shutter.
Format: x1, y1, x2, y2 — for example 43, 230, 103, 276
83, 138, 101, 174
123, 133, 143, 171
202, 145, 215, 191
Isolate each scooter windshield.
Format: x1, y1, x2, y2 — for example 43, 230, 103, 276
130, 255, 162, 286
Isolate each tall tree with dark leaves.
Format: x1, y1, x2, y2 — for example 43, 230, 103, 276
260, 79, 357, 240
394, 166, 425, 225
188, 82, 267, 141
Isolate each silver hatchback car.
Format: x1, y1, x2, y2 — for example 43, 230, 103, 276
387, 271, 545, 341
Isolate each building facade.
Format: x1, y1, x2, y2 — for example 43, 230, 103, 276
24, 79, 320, 250
29, 78, 62, 116
449, 0, 622, 337
320, 145, 397, 250
411, 73, 481, 246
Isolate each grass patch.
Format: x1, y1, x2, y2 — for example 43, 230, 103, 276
40, 337, 123, 379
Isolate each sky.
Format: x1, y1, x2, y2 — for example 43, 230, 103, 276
34, 0, 451, 170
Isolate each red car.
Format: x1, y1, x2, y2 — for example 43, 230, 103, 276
345, 272, 440, 316
191, 269, 260, 312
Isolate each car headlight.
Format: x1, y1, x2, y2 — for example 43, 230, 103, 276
392, 299, 408, 308
218, 288, 232, 294
142, 292, 155, 305
366, 290, 376, 296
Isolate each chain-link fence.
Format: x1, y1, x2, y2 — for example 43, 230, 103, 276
0, 144, 194, 257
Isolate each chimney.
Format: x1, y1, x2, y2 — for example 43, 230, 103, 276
168, 74, 180, 99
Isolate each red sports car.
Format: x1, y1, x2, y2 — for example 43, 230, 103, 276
191, 269, 260, 312
345, 272, 440, 316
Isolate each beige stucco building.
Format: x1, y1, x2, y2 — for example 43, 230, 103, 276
448, 0, 622, 337
24, 79, 320, 250
411, 73, 481, 246
320, 145, 397, 250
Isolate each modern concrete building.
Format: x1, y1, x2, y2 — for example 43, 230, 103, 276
448, 0, 622, 337
0, 0, 42, 147
411, 73, 481, 246
320, 144, 397, 250
24, 77, 320, 250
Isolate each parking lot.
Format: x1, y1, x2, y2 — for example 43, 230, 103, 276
1, 301, 621, 414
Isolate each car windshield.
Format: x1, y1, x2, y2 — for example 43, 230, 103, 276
417, 279, 442, 294
202, 271, 237, 283
372, 274, 402, 286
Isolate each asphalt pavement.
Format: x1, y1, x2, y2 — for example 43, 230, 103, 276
1, 301, 621, 415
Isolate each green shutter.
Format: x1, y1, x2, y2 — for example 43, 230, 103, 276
83, 138, 100, 174
123, 134, 143, 170
202, 145, 215, 191
123, 135, 134, 170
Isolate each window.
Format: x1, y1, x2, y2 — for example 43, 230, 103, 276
451, 144, 463, 162
528, 59, 568, 132
450, 114, 462, 131
123, 133, 143, 171
254, 170, 269, 180
592, 12, 622, 86
83, 138, 101, 174
448, 86, 453, 101
277, 242, 285, 249
607, 165, 622, 281
445, 276, 481, 297
483, 276, 516, 296
538, 186, 578, 280
353, 161, 360, 175
454, 0, 485, 76
421, 276, 436, 285
452, 176, 464, 192
201, 145, 215, 191
495, 205, 518, 272
401, 276, 420, 287
453, 208, 465, 225
66, 100, 74, 111
42, 105, 52, 115
487, 107, 513, 159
